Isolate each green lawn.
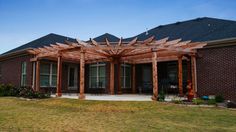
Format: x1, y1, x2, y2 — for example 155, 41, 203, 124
0, 97, 236, 132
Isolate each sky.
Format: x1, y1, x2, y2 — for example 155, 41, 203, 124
0, 0, 236, 54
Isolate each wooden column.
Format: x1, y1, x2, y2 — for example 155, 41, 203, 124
132, 64, 136, 94
191, 55, 197, 97
79, 50, 85, 99
35, 60, 40, 92
152, 51, 158, 100
110, 59, 115, 95
117, 62, 122, 94
56, 55, 62, 97
178, 55, 183, 96
187, 59, 191, 82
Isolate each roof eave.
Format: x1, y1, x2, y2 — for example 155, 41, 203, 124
204, 37, 236, 48
0, 48, 33, 61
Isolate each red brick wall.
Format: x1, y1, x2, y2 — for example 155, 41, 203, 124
0, 55, 33, 88
197, 45, 236, 101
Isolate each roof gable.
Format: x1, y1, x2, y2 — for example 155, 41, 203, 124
91, 33, 120, 42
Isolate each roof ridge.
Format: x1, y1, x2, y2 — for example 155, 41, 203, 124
146, 17, 236, 33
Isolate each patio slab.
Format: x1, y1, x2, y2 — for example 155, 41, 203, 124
51, 94, 152, 101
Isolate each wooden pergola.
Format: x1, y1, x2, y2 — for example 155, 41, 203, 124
28, 36, 206, 100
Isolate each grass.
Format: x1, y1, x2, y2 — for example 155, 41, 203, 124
0, 97, 236, 132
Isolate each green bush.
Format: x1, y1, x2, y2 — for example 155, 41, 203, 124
158, 91, 165, 102
18, 87, 50, 99
192, 98, 204, 105
0, 84, 50, 99
207, 99, 216, 105
173, 99, 183, 104
215, 95, 224, 103
0, 84, 18, 96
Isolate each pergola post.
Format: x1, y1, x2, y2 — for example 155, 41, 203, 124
35, 60, 40, 92
117, 62, 122, 94
187, 59, 191, 82
191, 55, 197, 97
79, 50, 85, 99
152, 51, 158, 100
110, 59, 115, 95
178, 55, 183, 96
132, 64, 136, 94
56, 55, 62, 97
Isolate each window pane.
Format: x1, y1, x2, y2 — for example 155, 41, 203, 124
51, 75, 57, 86
69, 68, 75, 87
21, 75, 26, 86
52, 64, 57, 75
89, 67, 97, 77
125, 66, 131, 77
121, 77, 125, 88
40, 75, 50, 86
125, 77, 131, 88
99, 77, 106, 88
40, 63, 50, 74
90, 77, 97, 88
22, 62, 27, 74
21, 62, 27, 86
99, 66, 105, 77
121, 67, 124, 77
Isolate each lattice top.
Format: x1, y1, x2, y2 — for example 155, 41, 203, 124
28, 36, 206, 64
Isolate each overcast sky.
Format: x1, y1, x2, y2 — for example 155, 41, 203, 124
0, 0, 236, 54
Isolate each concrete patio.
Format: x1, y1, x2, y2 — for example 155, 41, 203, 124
51, 94, 153, 101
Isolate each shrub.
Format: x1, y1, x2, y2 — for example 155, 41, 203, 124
0, 84, 18, 96
158, 91, 165, 102
215, 95, 224, 103
173, 99, 183, 104
207, 99, 216, 105
0, 84, 50, 99
18, 87, 50, 99
192, 98, 204, 105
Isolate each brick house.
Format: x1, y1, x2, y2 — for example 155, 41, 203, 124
0, 17, 236, 101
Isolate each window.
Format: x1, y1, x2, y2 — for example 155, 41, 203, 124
89, 63, 106, 88
68, 66, 78, 89
40, 63, 57, 87
68, 67, 75, 87
121, 63, 131, 88
21, 62, 27, 86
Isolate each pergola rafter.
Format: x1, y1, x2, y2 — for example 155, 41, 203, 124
28, 36, 206, 100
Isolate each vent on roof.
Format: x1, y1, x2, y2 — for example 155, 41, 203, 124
145, 28, 149, 35
175, 22, 181, 25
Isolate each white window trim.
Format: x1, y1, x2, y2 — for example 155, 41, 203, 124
89, 63, 106, 89
40, 63, 57, 87
21, 62, 27, 87
32, 62, 35, 88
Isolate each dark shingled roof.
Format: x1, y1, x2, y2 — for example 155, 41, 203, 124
2, 33, 76, 55
91, 33, 120, 42
2, 17, 236, 56
124, 17, 236, 42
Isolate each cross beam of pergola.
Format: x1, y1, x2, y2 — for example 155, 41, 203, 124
28, 36, 206, 100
